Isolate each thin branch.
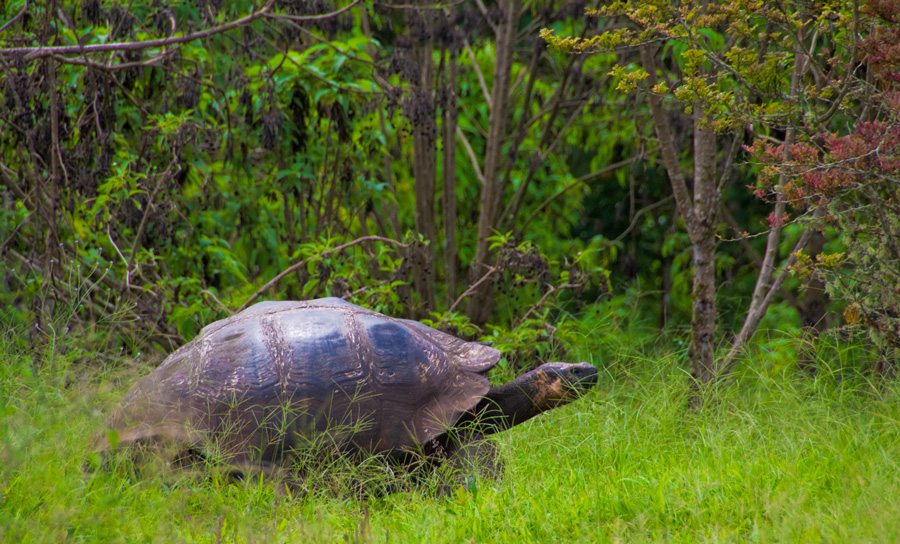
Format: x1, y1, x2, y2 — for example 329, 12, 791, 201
813, 0, 859, 127
298, 64, 385, 94
237, 236, 409, 312
0, 0, 28, 34
107, 224, 135, 291
288, 23, 377, 67
718, 203, 763, 268
464, 40, 492, 111
9, 249, 117, 314
202, 290, 231, 313
500, 96, 589, 231
456, 126, 486, 186
473, 0, 498, 33
10, 248, 178, 349
266, 0, 361, 22
716, 129, 745, 195
373, 1, 464, 9
341, 279, 393, 300
359, 6, 401, 237
49, 50, 175, 70
0, 160, 28, 201
719, 224, 818, 375
1, 0, 360, 61
0, 210, 29, 254
519, 84, 565, 133
130, 160, 180, 274
518, 283, 581, 325
501, 15, 595, 203
90, 60, 154, 117
440, 265, 498, 321
2, 1, 276, 60
718, 203, 803, 310
498, 91, 587, 230
519, 153, 645, 233
613, 195, 674, 243
503, 39, 543, 154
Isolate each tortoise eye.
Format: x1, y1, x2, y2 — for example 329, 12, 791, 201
571, 367, 583, 378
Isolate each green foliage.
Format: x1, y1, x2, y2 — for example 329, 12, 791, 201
546, 0, 858, 131
4, 0, 892, 380
0, 0, 639, 357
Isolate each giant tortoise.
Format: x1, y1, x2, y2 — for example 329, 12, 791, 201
95, 297, 597, 487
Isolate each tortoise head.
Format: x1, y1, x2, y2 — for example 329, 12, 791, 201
524, 362, 599, 409
462, 361, 598, 435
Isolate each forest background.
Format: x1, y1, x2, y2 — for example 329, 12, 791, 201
3, 0, 900, 541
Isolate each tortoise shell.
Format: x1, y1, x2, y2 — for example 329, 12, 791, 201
102, 298, 501, 464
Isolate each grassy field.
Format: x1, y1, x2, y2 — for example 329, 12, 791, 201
2, 320, 900, 543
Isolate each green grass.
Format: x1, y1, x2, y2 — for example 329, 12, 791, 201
3, 328, 900, 543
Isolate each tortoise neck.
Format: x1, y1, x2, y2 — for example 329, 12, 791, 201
457, 374, 542, 436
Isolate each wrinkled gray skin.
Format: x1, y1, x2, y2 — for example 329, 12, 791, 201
95, 298, 598, 486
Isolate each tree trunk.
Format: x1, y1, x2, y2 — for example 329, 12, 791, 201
690, 113, 719, 383
466, 0, 520, 325
410, 2, 438, 313
360, 7, 401, 239
442, 46, 459, 304
798, 229, 827, 374
639, 45, 720, 384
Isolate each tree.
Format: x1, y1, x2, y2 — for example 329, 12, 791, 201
544, 0, 866, 382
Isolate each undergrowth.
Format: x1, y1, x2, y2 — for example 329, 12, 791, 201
2, 311, 900, 543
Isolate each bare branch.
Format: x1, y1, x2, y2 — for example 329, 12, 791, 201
129, 159, 181, 274
718, 203, 803, 310
49, 50, 176, 70
1, 1, 276, 60
373, 1, 464, 9
718, 203, 763, 268
107, 224, 134, 291
518, 283, 581, 325
473, 0, 498, 33
719, 223, 818, 375
501, 94, 593, 230
716, 130, 745, 195
439, 265, 498, 322
0, 159, 28, 201
464, 40, 492, 111
202, 290, 231, 314
519, 153, 645, 233
266, 0, 361, 22
342, 279, 392, 300
614, 195, 674, 243
0, 1, 361, 61
0, 0, 28, 34
456, 126, 486, 186
468, 0, 522, 325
